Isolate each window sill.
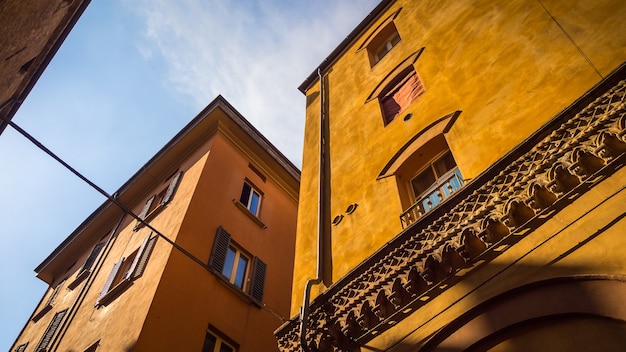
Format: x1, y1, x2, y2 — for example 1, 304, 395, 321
95, 279, 132, 307
233, 200, 267, 229
210, 269, 262, 308
67, 269, 90, 290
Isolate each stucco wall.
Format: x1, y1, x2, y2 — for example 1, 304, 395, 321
292, 0, 626, 316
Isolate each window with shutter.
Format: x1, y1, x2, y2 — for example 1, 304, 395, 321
133, 170, 183, 230
35, 308, 68, 351
81, 242, 105, 274
208, 226, 266, 304
95, 234, 157, 306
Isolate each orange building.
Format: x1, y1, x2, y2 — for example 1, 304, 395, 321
277, 0, 626, 351
10, 96, 299, 352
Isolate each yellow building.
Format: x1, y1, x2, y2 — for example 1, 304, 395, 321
10, 97, 299, 352
277, 0, 626, 351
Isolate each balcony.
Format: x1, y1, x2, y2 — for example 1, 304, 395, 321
401, 168, 464, 228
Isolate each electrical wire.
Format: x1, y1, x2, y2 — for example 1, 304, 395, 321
0, 110, 211, 272
537, 0, 603, 79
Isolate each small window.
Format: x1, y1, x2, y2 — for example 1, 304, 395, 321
134, 171, 183, 231
367, 22, 401, 66
380, 67, 425, 125
239, 181, 262, 216
96, 234, 157, 306
203, 330, 235, 352
410, 151, 463, 213
208, 227, 267, 304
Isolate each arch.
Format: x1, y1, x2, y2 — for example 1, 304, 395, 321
365, 48, 425, 104
378, 111, 461, 179
420, 275, 626, 351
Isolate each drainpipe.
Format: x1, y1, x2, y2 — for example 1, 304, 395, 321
300, 68, 332, 351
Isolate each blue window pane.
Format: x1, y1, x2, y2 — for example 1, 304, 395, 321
234, 256, 248, 289
249, 191, 260, 215
222, 247, 236, 278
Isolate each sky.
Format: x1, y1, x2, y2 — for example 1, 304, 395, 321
0, 0, 379, 349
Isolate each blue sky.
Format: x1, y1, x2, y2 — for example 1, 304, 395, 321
0, 0, 379, 349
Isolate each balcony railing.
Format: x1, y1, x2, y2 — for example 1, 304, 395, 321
400, 168, 463, 228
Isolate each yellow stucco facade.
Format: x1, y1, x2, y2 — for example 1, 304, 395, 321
280, 0, 626, 351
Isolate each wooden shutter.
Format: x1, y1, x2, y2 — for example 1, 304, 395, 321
96, 259, 123, 304
249, 257, 267, 303
209, 226, 231, 273
80, 242, 105, 273
128, 234, 158, 280
161, 171, 183, 205
35, 308, 68, 351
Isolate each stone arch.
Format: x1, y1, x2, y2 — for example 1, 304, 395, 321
419, 275, 626, 352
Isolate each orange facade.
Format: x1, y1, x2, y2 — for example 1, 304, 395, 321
11, 97, 299, 352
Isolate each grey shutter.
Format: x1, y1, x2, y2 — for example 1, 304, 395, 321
128, 234, 158, 280
96, 259, 123, 304
134, 195, 156, 230
138, 195, 156, 220
249, 257, 267, 303
35, 308, 67, 351
81, 242, 105, 273
14, 342, 28, 352
208, 226, 231, 273
161, 171, 183, 205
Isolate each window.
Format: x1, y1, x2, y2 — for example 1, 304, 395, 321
222, 246, 249, 289
380, 67, 425, 125
370, 22, 401, 65
35, 308, 68, 352
134, 171, 183, 230
410, 151, 463, 213
208, 226, 267, 304
96, 234, 157, 306
203, 330, 235, 352
68, 242, 105, 290
239, 181, 262, 216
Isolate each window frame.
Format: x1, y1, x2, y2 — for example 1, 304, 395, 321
203, 329, 236, 352
239, 180, 263, 217
370, 22, 401, 65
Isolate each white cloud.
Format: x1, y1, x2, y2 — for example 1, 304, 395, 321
126, 0, 379, 166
